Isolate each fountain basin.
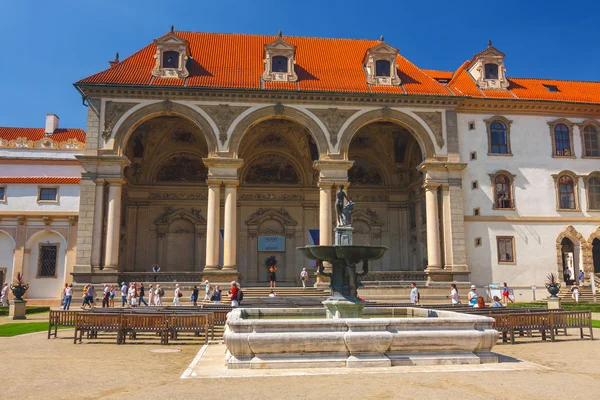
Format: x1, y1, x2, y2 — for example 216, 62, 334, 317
224, 307, 499, 369
298, 245, 387, 264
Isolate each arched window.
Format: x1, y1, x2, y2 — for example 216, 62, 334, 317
484, 63, 499, 80
489, 120, 509, 154
162, 51, 179, 69
554, 124, 571, 156
558, 175, 576, 209
271, 56, 288, 73
583, 125, 600, 157
493, 173, 513, 209
588, 176, 600, 210
375, 60, 391, 77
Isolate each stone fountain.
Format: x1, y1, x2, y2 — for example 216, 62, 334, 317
223, 189, 498, 369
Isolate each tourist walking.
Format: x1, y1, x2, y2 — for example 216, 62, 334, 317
102, 284, 110, 307
173, 284, 182, 306
64, 284, 73, 310
571, 283, 580, 303
563, 268, 571, 285
491, 296, 503, 307
300, 268, 308, 289
81, 284, 94, 309
60, 283, 68, 309
502, 282, 514, 304
147, 284, 153, 306
128, 283, 138, 307
120, 282, 128, 307
192, 285, 199, 306
203, 280, 212, 302
0, 282, 9, 306
109, 285, 116, 307
211, 285, 222, 304
410, 282, 419, 305
450, 283, 460, 305
229, 281, 239, 307
155, 285, 163, 306
579, 270, 585, 286
138, 283, 148, 306
468, 285, 479, 307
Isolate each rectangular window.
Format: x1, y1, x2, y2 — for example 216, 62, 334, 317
474, 237, 482, 247
468, 122, 475, 131
471, 181, 478, 190
473, 208, 480, 216
38, 187, 58, 202
470, 151, 477, 161
0, 186, 5, 202
497, 237, 515, 263
584, 132, 599, 157
38, 245, 58, 278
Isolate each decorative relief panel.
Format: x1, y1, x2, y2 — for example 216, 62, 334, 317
308, 108, 358, 146
244, 154, 300, 184
199, 104, 250, 145
149, 192, 208, 200
348, 157, 383, 185
103, 101, 137, 140
155, 153, 208, 182
239, 193, 303, 201
414, 111, 444, 148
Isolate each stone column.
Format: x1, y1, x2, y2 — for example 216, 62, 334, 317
90, 179, 105, 268
424, 182, 442, 271
12, 216, 27, 280
103, 180, 123, 270
204, 181, 221, 271
65, 216, 78, 281
222, 181, 239, 271
414, 198, 423, 271
441, 184, 453, 270
318, 183, 333, 245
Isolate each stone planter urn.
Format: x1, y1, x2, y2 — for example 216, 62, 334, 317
545, 273, 561, 298
10, 272, 29, 301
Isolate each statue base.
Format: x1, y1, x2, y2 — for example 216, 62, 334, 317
323, 293, 364, 318
9, 300, 27, 320
334, 226, 354, 246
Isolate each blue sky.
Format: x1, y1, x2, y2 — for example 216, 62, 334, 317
1, 0, 598, 129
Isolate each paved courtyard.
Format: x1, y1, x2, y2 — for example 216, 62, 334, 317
1, 319, 598, 400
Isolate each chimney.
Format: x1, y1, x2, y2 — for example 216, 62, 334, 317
108, 52, 119, 68
45, 114, 59, 135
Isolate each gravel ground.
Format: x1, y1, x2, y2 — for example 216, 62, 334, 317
1, 327, 599, 400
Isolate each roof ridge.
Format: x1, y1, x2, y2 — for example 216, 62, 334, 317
508, 76, 600, 84
174, 31, 382, 42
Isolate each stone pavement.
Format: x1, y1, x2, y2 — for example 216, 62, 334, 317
0, 327, 599, 400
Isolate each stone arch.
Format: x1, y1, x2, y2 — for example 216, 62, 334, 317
0, 229, 16, 246
346, 154, 390, 186
586, 226, 600, 275
338, 108, 437, 160
112, 101, 219, 156
241, 150, 308, 185
26, 229, 67, 249
228, 105, 329, 158
147, 150, 208, 183
555, 225, 589, 281
24, 230, 68, 298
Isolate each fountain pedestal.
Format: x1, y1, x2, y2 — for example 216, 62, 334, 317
334, 226, 353, 246
323, 293, 364, 318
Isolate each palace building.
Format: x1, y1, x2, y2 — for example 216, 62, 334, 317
1, 30, 599, 299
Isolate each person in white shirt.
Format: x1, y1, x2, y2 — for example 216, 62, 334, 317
155, 285, 163, 306
173, 284, 181, 306
450, 283, 460, 305
1, 282, 10, 306
300, 268, 308, 289
120, 282, 128, 307
203, 280, 212, 302
63, 284, 73, 310
269, 290, 277, 297
409, 282, 419, 305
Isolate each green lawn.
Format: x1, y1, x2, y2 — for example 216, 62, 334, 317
509, 302, 600, 313
0, 321, 69, 337
0, 306, 50, 317
593, 320, 600, 329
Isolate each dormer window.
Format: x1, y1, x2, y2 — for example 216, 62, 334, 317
484, 63, 498, 80
375, 60, 391, 77
467, 40, 509, 90
151, 27, 190, 79
272, 56, 288, 73
364, 40, 401, 86
262, 32, 298, 82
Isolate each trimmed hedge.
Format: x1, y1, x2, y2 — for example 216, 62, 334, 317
509, 302, 600, 313
0, 306, 50, 317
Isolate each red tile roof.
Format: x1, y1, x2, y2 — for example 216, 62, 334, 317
0, 128, 86, 143
0, 177, 81, 184
422, 69, 454, 80
78, 32, 450, 96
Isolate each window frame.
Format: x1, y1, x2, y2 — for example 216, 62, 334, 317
552, 171, 580, 212
578, 121, 600, 159
375, 59, 392, 77
489, 170, 516, 210
37, 186, 59, 203
585, 173, 600, 211
496, 236, 516, 264
271, 55, 289, 73
37, 243, 59, 279
484, 63, 499, 80
0, 185, 5, 202
162, 50, 180, 69
485, 116, 513, 156
548, 119, 576, 158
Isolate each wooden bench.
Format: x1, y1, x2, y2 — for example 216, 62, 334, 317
549, 311, 594, 341
121, 314, 169, 344
48, 310, 79, 338
74, 313, 123, 344
168, 314, 210, 343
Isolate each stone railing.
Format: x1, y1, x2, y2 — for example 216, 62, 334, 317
360, 271, 427, 282
118, 272, 205, 283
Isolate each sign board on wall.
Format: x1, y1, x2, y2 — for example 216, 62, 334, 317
258, 236, 285, 252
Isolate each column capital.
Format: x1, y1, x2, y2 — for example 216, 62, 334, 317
317, 181, 334, 189
206, 179, 222, 187
105, 178, 125, 186
423, 181, 441, 191
95, 178, 106, 185
222, 180, 240, 187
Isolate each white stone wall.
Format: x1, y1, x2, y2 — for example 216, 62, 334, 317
0, 231, 14, 285
458, 112, 600, 287
0, 184, 80, 212
0, 162, 81, 178
24, 230, 68, 299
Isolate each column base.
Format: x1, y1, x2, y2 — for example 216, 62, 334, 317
203, 265, 221, 272
9, 300, 27, 320
202, 270, 240, 284
222, 265, 237, 271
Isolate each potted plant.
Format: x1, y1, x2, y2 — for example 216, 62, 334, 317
10, 272, 29, 301
545, 273, 561, 298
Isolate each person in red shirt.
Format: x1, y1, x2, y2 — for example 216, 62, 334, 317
229, 281, 239, 307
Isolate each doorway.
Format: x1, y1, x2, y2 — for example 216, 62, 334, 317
593, 238, 600, 274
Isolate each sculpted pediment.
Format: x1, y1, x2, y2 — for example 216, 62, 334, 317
245, 207, 297, 227
155, 207, 206, 225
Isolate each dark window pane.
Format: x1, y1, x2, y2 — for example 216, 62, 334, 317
489, 121, 508, 154
558, 176, 575, 209
589, 177, 600, 209
554, 124, 571, 156
0, 187, 4, 200
498, 238, 514, 262
39, 188, 57, 201
39, 245, 57, 277
375, 60, 391, 77
162, 51, 179, 68
272, 56, 288, 73
485, 63, 499, 79
583, 125, 599, 157
494, 174, 512, 208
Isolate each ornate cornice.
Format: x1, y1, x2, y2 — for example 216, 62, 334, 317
459, 98, 600, 117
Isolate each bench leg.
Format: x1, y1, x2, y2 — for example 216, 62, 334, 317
590, 326, 594, 340
580, 327, 584, 339
550, 328, 555, 342
510, 328, 515, 344
48, 325, 52, 339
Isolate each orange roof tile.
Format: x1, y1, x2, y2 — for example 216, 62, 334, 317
78, 32, 450, 96
422, 69, 454, 80
0, 128, 86, 143
0, 177, 81, 184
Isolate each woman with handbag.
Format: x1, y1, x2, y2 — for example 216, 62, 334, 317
173, 284, 182, 306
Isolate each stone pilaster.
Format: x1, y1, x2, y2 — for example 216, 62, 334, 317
222, 181, 239, 271
74, 175, 97, 273
104, 179, 124, 270
12, 217, 27, 280
424, 182, 442, 271
204, 181, 221, 271
90, 179, 105, 268
85, 98, 101, 152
